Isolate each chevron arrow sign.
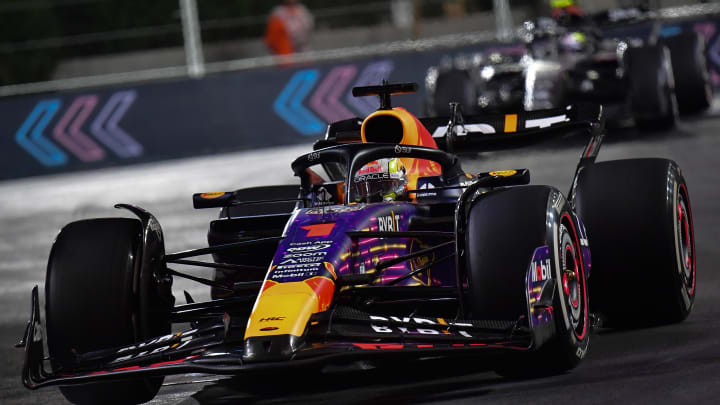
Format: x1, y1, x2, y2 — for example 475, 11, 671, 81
53, 95, 105, 162
309, 65, 357, 123
273, 60, 396, 136
15, 100, 68, 167
90, 90, 143, 158
14, 90, 143, 166
273, 69, 325, 136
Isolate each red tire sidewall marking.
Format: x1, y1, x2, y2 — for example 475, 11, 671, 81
679, 183, 696, 296
562, 213, 588, 341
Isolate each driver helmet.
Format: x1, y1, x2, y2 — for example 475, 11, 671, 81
560, 31, 588, 52
353, 158, 408, 203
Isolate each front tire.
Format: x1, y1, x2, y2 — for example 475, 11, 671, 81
464, 186, 589, 377
46, 218, 170, 405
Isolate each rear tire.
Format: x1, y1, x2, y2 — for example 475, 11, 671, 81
432, 69, 477, 116
574, 159, 695, 327
46, 218, 170, 405
465, 186, 589, 377
625, 45, 678, 130
662, 32, 713, 114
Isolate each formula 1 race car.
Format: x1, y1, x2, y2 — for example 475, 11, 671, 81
425, 8, 713, 130
18, 83, 696, 404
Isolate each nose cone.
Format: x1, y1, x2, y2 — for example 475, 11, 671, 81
243, 334, 304, 362
243, 278, 335, 362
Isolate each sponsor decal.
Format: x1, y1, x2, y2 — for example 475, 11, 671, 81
270, 263, 322, 280
532, 258, 552, 282
378, 211, 400, 232
274, 262, 322, 271
431, 123, 496, 138
280, 250, 327, 264
271, 241, 333, 278
110, 329, 197, 364
260, 316, 286, 322
286, 243, 332, 252
301, 223, 335, 237
315, 186, 334, 206
525, 114, 568, 129
357, 161, 383, 174
306, 205, 364, 215
369, 316, 473, 337
551, 191, 565, 213
200, 192, 226, 199
354, 172, 390, 183
489, 170, 517, 177
416, 182, 437, 197
394, 144, 412, 154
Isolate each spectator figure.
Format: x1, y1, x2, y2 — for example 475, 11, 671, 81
264, 0, 314, 58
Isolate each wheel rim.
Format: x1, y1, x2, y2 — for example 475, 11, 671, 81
563, 239, 582, 333
560, 217, 587, 341
677, 188, 695, 295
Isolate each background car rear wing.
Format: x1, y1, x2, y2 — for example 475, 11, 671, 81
421, 102, 605, 153
318, 102, 605, 156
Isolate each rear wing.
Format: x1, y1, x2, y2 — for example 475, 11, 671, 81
317, 103, 605, 155
423, 103, 605, 153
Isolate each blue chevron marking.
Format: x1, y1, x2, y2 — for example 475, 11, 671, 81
273, 69, 325, 136
660, 25, 682, 38
15, 99, 67, 167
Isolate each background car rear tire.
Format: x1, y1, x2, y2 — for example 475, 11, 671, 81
624, 44, 678, 130
46, 218, 170, 405
431, 69, 477, 116
464, 186, 590, 377
574, 159, 695, 327
662, 32, 713, 114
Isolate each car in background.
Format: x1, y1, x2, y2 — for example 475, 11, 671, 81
424, 7, 713, 130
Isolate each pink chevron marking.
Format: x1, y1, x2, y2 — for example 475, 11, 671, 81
309, 65, 357, 123
695, 22, 720, 85
346, 60, 395, 117
694, 22, 716, 41
52, 95, 105, 162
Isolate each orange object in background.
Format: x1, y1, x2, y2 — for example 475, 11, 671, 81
264, 0, 314, 56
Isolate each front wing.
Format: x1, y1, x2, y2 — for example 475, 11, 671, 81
20, 286, 553, 389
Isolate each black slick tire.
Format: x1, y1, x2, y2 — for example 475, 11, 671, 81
624, 44, 678, 130
464, 186, 590, 377
662, 32, 713, 114
574, 159, 696, 327
46, 218, 170, 405
432, 69, 477, 116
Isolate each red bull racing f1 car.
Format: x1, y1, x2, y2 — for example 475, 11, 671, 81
18, 83, 696, 404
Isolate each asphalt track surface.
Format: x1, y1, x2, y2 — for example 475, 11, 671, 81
2, 111, 720, 404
